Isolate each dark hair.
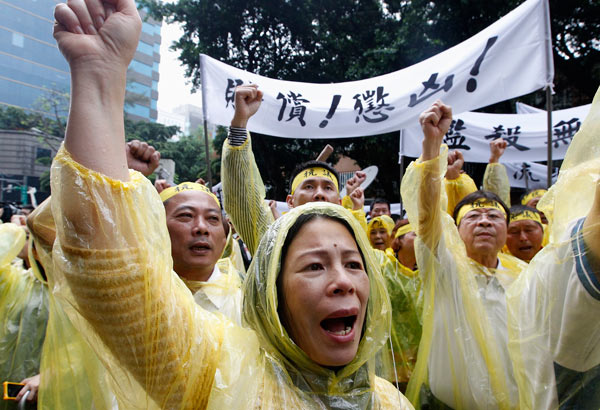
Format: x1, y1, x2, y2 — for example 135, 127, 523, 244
369, 197, 390, 212
509, 205, 543, 227
288, 160, 340, 194
452, 190, 510, 226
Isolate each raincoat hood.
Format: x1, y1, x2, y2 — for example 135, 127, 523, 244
243, 201, 393, 402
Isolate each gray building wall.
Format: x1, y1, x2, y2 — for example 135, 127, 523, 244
0, 130, 61, 203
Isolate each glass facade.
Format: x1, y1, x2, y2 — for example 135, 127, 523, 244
0, 0, 161, 122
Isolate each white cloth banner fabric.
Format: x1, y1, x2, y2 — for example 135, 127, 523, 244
503, 161, 558, 188
400, 104, 590, 162
515, 101, 545, 114
201, 0, 552, 139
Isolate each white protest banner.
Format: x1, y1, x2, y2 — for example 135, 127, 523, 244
400, 103, 590, 162
504, 162, 558, 188
516, 101, 545, 114
201, 0, 552, 139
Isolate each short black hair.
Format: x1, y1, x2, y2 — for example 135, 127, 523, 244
288, 160, 340, 194
452, 190, 510, 226
369, 197, 390, 211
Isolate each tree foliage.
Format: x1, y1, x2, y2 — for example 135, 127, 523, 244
139, 0, 600, 199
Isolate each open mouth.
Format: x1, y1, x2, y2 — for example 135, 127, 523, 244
320, 315, 357, 336
519, 246, 533, 252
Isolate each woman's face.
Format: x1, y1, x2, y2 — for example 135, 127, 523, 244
369, 227, 390, 250
280, 218, 370, 367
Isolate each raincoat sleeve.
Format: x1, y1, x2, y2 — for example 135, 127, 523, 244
221, 133, 274, 255
341, 196, 369, 232
50, 146, 260, 410
444, 172, 477, 216
483, 163, 511, 207
0, 223, 48, 400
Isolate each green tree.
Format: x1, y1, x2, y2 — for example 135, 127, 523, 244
140, 0, 598, 201
158, 135, 209, 183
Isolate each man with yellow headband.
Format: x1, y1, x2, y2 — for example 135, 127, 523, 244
505, 205, 544, 262
402, 98, 600, 409
221, 84, 366, 256
160, 182, 243, 324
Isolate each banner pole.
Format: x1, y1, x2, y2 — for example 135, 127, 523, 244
200, 55, 213, 189
542, 0, 554, 189
399, 130, 405, 216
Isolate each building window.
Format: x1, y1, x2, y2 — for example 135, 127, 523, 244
12, 33, 24, 48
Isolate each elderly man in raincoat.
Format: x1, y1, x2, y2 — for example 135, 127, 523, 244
402, 97, 600, 409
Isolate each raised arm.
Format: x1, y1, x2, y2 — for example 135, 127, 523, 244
54, 0, 140, 180
51, 2, 222, 407
444, 150, 477, 215
483, 138, 511, 206
415, 101, 453, 250
221, 85, 275, 255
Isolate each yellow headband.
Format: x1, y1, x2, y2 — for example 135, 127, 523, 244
456, 198, 507, 226
395, 223, 413, 238
510, 209, 542, 226
290, 167, 339, 195
368, 215, 395, 236
159, 182, 221, 208
521, 189, 547, 205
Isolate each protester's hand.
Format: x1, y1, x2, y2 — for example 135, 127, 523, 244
445, 150, 464, 180
10, 214, 27, 228
346, 171, 367, 196
419, 100, 452, 161
154, 179, 171, 194
349, 187, 365, 211
489, 138, 507, 163
268, 200, 281, 220
231, 84, 263, 128
54, 0, 141, 74
16, 374, 40, 402
126, 140, 160, 176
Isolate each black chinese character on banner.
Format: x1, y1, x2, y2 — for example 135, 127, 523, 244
277, 91, 310, 126
319, 95, 342, 128
443, 119, 471, 150
353, 86, 395, 123
408, 73, 454, 107
513, 163, 540, 182
549, 118, 580, 148
225, 78, 244, 108
484, 125, 529, 151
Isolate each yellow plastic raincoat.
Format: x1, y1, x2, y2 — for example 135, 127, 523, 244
483, 163, 511, 207
0, 223, 48, 410
402, 87, 600, 409
222, 134, 367, 255
505, 87, 600, 409
26, 198, 115, 410
50, 147, 413, 409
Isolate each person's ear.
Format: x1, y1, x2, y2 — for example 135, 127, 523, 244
286, 194, 295, 209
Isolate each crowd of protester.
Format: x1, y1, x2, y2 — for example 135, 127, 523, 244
1, 0, 599, 409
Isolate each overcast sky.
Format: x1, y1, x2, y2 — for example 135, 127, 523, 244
157, 22, 199, 112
